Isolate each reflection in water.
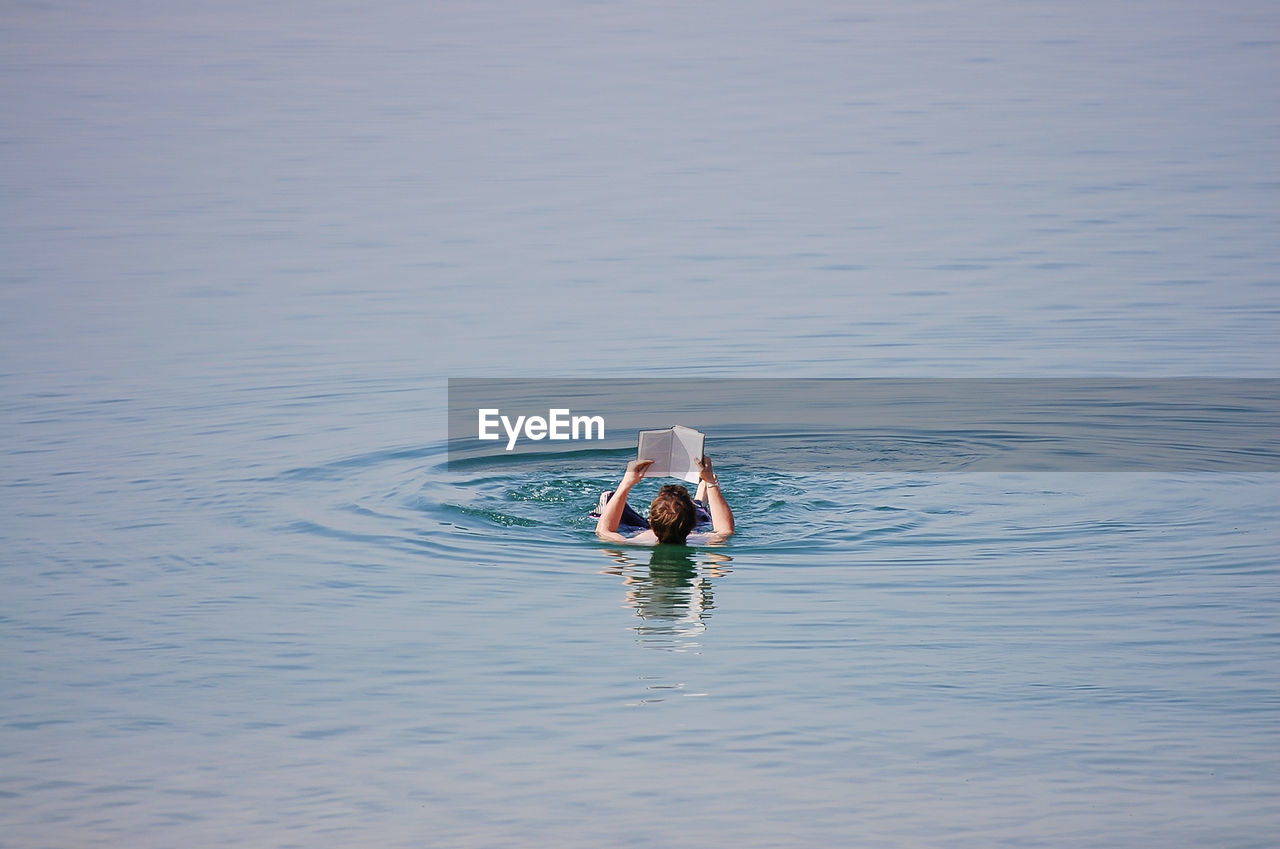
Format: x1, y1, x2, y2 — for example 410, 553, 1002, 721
600, 547, 732, 651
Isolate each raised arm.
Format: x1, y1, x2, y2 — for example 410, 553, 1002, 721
697, 455, 734, 537
596, 459, 654, 540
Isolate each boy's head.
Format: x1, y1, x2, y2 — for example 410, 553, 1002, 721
649, 484, 698, 544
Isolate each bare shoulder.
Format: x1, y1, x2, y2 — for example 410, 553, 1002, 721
596, 528, 658, 546
685, 531, 732, 546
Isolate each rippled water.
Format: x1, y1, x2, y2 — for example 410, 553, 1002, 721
3, 0, 1279, 847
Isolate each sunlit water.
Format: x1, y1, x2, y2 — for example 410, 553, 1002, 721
3, 1, 1279, 847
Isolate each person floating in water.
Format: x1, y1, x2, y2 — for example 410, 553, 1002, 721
594, 455, 735, 545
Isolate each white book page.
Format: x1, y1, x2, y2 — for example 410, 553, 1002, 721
668, 425, 704, 484
637, 429, 674, 478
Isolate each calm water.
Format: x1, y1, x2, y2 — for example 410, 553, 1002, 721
3, 1, 1279, 847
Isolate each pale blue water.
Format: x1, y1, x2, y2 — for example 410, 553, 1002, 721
3, 1, 1279, 847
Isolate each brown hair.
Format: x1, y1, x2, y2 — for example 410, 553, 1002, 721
649, 484, 698, 544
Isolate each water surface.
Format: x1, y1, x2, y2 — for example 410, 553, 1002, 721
2, 1, 1278, 846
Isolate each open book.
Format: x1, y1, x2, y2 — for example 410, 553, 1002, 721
637, 425, 705, 484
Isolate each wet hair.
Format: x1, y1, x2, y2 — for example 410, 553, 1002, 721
648, 484, 698, 544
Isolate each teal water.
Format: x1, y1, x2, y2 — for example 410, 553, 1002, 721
3, 1, 1279, 847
